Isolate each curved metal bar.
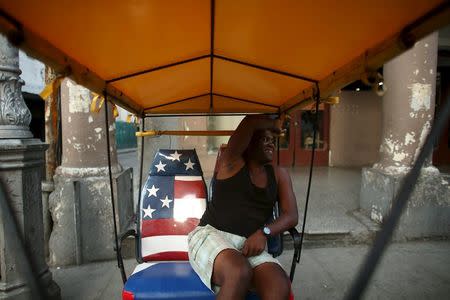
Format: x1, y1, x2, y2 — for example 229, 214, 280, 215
296, 82, 320, 269
288, 228, 302, 282
103, 91, 127, 284
214, 54, 318, 83
106, 55, 210, 83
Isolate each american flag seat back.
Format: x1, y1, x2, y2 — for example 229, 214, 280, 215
139, 149, 207, 262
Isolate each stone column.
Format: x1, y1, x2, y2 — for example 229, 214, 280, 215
360, 32, 450, 240
49, 79, 133, 266
374, 34, 438, 173
0, 35, 60, 299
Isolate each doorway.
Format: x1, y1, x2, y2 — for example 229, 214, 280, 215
277, 104, 330, 167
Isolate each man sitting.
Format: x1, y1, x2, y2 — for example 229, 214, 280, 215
188, 115, 298, 300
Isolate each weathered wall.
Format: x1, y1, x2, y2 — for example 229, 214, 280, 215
329, 91, 382, 167
59, 79, 120, 169
361, 168, 450, 240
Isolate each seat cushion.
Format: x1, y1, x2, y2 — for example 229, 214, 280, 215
124, 262, 214, 300
123, 262, 261, 300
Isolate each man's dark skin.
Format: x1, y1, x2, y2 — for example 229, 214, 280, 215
212, 115, 298, 300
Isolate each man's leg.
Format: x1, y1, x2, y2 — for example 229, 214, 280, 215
252, 262, 290, 300
212, 249, 253, 300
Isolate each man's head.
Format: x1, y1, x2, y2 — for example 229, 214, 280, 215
244, 129, 276, 164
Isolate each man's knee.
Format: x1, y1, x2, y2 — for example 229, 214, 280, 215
213, 250, 253, 287
276, 275, 291, 298
226, 256, 253, 285
260, 275, 290, 299
254, 264, 291, 299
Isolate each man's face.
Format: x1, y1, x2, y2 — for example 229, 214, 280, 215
250, 130, 275, 163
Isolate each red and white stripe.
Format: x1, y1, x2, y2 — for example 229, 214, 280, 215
141, 176, 206, 261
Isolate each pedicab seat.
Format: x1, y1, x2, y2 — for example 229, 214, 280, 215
122, 149, 216, 300
121, 148, 299, 300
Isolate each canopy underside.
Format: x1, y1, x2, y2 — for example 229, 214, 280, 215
0, 0, 449, 115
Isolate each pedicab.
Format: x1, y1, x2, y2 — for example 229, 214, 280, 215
0, 1, 449, 299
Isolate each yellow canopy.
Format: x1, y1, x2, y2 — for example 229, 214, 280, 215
0, 0, 449, 115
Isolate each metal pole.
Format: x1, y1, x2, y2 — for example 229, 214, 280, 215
136, 130, 235, 137
296, 83, 321, 270
103, 91, 127, 283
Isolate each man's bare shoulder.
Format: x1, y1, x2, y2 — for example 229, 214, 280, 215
273, 165, 291, 183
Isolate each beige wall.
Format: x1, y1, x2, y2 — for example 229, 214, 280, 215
329, 91, 382, 167
176, 116, 243, 178
176, 117, 215, 178
141, 116, 242, 181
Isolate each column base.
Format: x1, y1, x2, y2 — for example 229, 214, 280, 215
360, 167, 450, 241
48, 166, 133, 266
0, 125, 33, 139
0, 269, 60, 300
0, 138, 60, 300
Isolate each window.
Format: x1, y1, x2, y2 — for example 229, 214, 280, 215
300, 111, 325, 149
278, 118, 290, 149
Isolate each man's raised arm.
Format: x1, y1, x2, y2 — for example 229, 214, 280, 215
222, 115, 283, 163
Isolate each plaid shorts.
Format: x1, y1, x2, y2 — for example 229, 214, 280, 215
187, 224, 281, 292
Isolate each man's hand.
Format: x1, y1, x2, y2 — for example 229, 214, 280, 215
241, 229, 267, 257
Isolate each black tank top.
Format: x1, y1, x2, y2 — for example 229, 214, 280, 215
199, 164, 277, 237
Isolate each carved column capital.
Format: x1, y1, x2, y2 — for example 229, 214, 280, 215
0, 34, 32, 138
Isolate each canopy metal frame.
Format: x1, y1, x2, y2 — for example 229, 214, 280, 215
106, 0, 318, 115
2, 1, 448, 117
143, 93, 279, 113
107, 53, 317, 98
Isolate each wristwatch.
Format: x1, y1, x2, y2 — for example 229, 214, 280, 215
262, 226, 271, 237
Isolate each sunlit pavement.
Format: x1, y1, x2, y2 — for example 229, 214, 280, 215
52, 240, 450, 299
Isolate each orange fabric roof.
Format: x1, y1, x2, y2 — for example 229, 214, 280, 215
0, 0, 449, 115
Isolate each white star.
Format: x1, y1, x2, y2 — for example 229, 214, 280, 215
160, 195, 173, 208
155, 161, 166, 172
169, 151, 182, 161
184, 158, 196, 170
142, 204, 156, 218
147, 185, 159, 197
